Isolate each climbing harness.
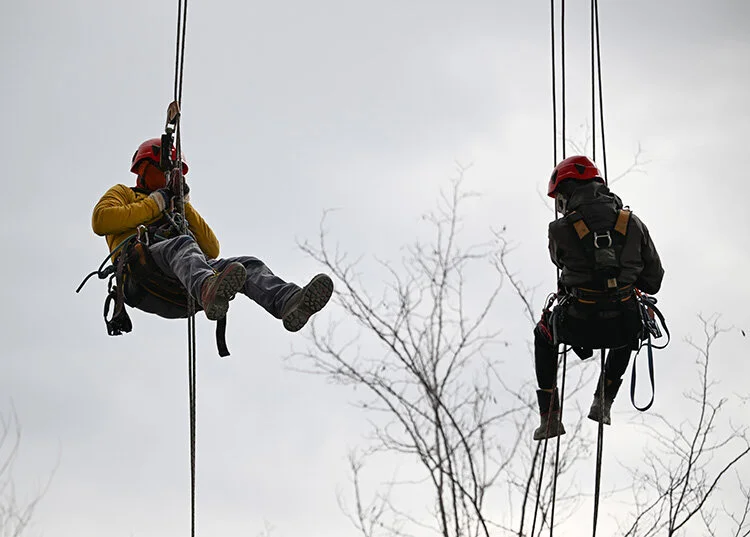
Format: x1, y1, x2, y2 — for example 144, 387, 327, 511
77, 232, 137, 335
76, 215, 232, 357
536, 288, 669, 408
566, 208, 631, 290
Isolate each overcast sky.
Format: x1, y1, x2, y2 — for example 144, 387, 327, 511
1, 1, 749, 536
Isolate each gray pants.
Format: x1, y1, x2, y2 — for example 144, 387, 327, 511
127, 235, 300, 320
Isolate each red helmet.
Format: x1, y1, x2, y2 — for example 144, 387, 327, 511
130, 138, 189, 175
547, 155, 602, 197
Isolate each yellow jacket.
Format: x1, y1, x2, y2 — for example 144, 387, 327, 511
92, 184, 220, 259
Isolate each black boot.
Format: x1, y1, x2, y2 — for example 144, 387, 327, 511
533, 389, 566, 441
587, 376, 623, 425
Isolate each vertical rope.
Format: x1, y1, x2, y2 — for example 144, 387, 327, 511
592, 351, 606, 536
548, 2, 567, 534
530, 436, 550, 536
591, 4, 608, 534
550, 0, 558, 167
173, 1, 182, 102
177, 0, 189, 107
560, 0, 566, 159
518, 442, 540, 536
590, 0, 596, 162
171, 1, 196, 535
549, 351, 567, 535
593, 0, 608, 182
188, 309, 197, 537
523, 1, 575, 534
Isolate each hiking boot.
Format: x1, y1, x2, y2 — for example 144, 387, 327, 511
533, 389, 566, 441
200, 262, 247, 321
281, 273, 334, 332
587, 377, 623, 425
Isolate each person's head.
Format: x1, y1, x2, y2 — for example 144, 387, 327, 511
547, 155, 604, 213
131, 138, 189, 191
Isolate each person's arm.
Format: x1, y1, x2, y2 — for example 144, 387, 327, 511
92, 184, 161, 236
184, 202, 220, 259
634, 217, 664, 294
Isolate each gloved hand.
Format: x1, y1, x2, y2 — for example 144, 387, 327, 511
149, 188, 173, 212
168, 171, 190, 197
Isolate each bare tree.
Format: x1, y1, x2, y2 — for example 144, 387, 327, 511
294, 164, 749, 537
294, 170, 591, 537
615, 315, 750, 537
0, 405, 51, 537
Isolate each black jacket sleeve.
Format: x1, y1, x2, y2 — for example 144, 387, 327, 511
634, 218, 664, 294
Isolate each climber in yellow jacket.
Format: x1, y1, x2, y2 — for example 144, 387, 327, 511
92, 137, 333, 329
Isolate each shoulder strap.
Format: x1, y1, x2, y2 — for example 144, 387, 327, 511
567, 211, 591, 239
614, 209, 631, 236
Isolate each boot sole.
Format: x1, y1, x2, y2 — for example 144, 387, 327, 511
283, 274, 333, 332
587, 411, 611, 426
533, 424, 567, 441
204, 264, 247, 321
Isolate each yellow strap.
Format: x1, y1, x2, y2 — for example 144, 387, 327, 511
573, 219, 590, 239
615, 209, 631, 235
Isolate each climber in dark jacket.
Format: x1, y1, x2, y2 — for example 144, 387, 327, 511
533, 155, 664, 441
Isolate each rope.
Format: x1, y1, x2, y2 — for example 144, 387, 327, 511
550, 0, 557, 166
75, 234, 138, 293
187, 302, 197, 536
590, 3, 608, 534
530, 429, 550, 536
549, 350, 567, 534
170, 0, 197, 534
174, 0, 188, 106
592, 351, 606, 536
593, 0, 608, 181
524, 3, 568, 535
560, 0, 566, 160
590, 0, 596, 162
518, 442, 540, 536
548, 1, 566, 534
527, 0, 611, 532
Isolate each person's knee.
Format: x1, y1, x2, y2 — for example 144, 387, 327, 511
169, 234, 197, 248
151, 234, 196, 252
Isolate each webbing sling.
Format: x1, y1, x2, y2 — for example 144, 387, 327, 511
629, 295, 670, 411
104, 247, 134, 336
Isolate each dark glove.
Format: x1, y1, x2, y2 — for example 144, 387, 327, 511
168, 171, 190, 197
149, 188, 173, 212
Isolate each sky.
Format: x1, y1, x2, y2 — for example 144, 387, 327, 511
1, 1, 749, 536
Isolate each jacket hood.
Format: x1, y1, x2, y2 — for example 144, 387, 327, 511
566, 182, 623, 213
